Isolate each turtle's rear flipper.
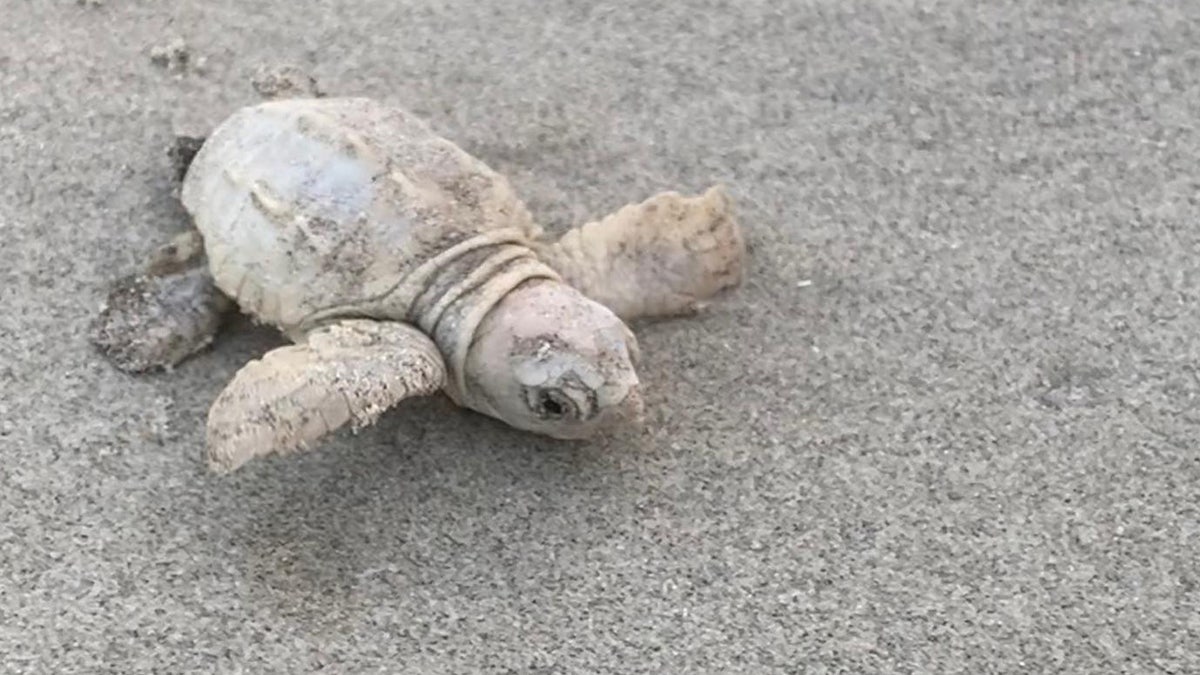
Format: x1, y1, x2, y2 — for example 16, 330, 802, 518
168, 135, 206, 182
251, 64, 324, 100
91, 231, 232, 373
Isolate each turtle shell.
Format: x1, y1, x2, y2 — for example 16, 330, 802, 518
181, 97, 542, 332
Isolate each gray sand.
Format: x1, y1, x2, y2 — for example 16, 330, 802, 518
2, 1, 1198, 672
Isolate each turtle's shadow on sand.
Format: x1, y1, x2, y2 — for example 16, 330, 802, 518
191, 369, 642, 620
160, 247, 753, 622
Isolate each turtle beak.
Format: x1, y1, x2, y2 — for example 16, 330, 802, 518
615, 384, 645, 429
622, 324, 642, 365
582, 383, 645, 445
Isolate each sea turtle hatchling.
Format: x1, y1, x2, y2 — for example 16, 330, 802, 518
92, 89, 745, 473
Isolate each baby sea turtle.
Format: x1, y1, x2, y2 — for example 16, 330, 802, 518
92, 84, 744, 473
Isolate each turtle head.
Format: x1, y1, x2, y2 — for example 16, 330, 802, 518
464, 280, 644, 439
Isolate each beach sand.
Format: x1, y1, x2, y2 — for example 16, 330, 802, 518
2, 1, 1197, 671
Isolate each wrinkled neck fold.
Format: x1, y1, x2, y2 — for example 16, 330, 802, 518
409, 234, 559, 409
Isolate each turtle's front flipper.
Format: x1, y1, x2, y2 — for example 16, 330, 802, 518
538, 185, 745, 320
204, 320, 445, 473
90, 230, 232, 373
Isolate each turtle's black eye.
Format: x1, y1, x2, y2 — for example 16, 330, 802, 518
526, 387, 577, 420
540, 393, 564, 416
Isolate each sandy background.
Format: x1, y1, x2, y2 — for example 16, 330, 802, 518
2, 0, 1198, 672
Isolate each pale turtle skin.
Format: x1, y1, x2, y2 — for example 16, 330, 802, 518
93, 88, 744, 473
